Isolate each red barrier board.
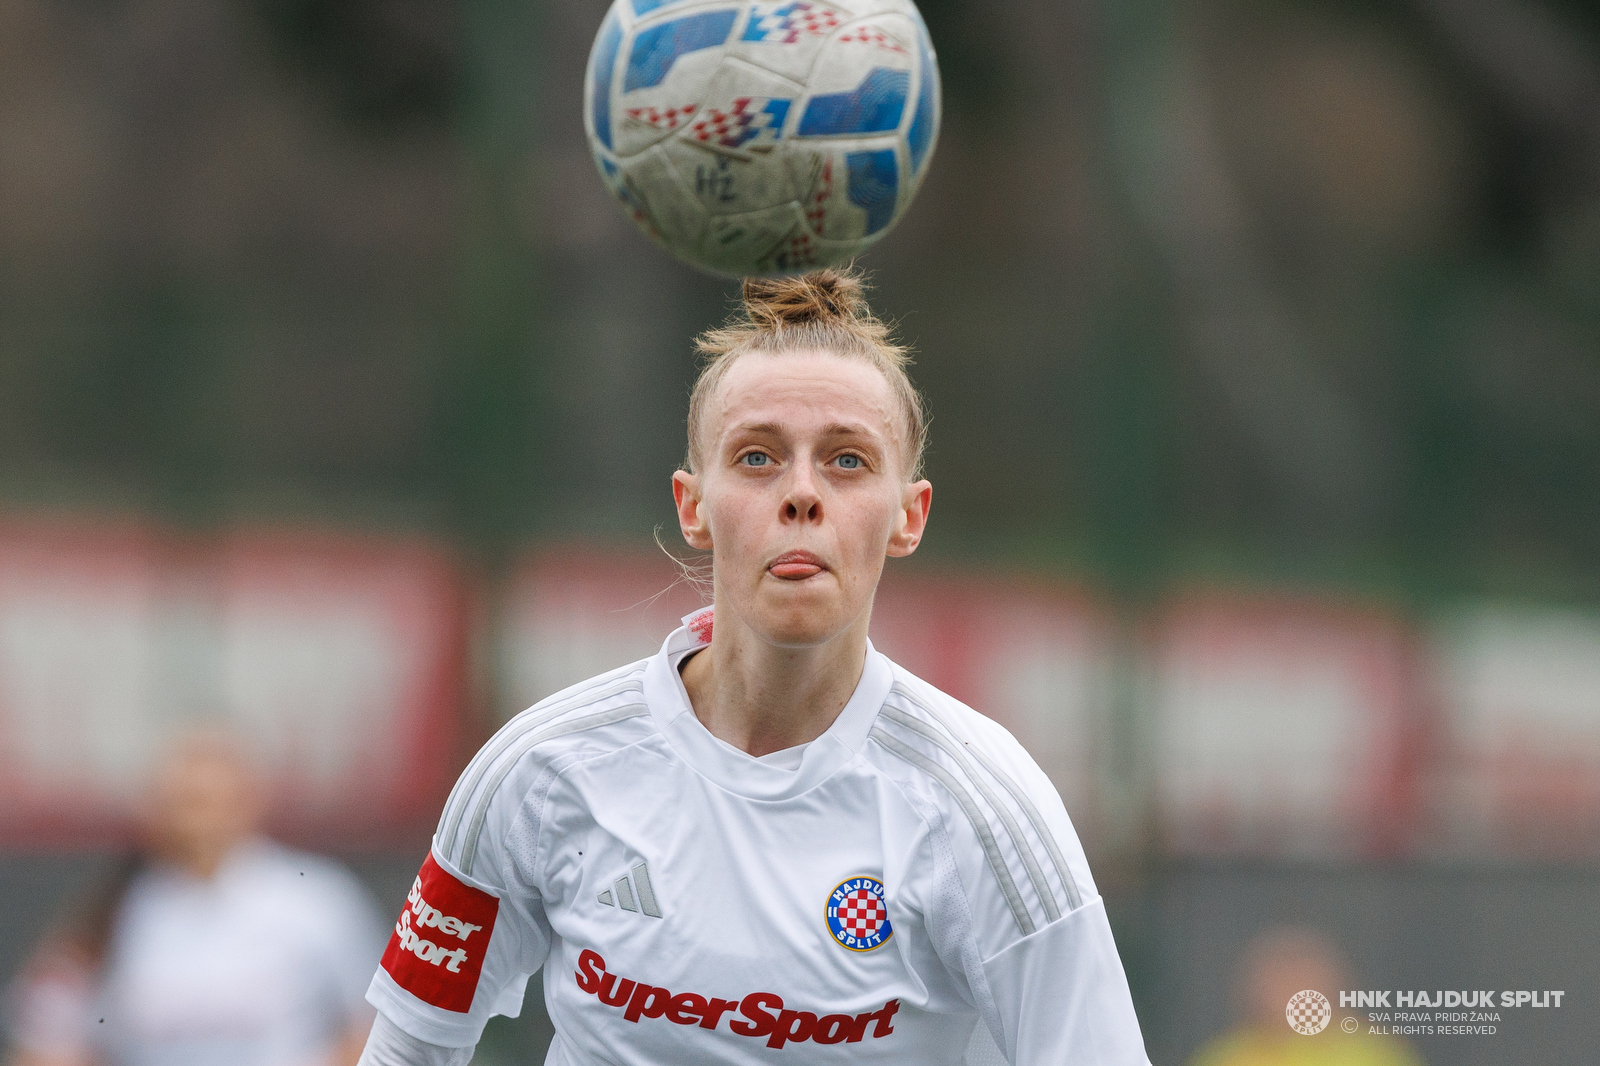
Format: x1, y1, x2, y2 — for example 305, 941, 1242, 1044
1150, 594, 1421, 859
1430, 607, 1600, 859
0, 515, 468, 848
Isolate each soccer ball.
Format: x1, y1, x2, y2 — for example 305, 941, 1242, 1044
584, 0, 941, 277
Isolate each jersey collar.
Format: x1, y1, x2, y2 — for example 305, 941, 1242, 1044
643, 608, 892, 801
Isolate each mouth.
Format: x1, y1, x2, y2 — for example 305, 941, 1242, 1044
767, 549, 827, 581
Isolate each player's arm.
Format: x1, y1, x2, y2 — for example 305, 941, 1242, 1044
965, 744, 1147, 1064
977, 893, 1148, 1063
362, 841, 545, 1059
887, 703, 1150, 1064
328, 1018, 379, 1066
355, 1012, 471, 1066
362, 743, 556, 1058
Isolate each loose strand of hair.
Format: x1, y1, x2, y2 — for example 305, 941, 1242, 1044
647, 523, 713, 603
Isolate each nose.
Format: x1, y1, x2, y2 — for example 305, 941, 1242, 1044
781, 462, 823, 524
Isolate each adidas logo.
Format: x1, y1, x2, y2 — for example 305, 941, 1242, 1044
597, 860, 662, 918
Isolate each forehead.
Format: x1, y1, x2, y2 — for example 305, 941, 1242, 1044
709, 350, 896, 438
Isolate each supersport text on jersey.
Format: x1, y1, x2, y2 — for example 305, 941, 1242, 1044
575, 948, 900, 1050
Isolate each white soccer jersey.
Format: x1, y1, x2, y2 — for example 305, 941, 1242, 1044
368, 610, 1150, 1064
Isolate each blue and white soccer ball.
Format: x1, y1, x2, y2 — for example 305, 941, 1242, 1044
584, 0, 941, 276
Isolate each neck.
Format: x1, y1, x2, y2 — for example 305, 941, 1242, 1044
679, 607, 870, 758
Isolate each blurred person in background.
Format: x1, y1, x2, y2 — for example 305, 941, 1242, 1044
1189, 928, 1421, 1066
3, 733, 387, 1066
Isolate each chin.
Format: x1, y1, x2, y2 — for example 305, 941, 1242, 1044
759, 622, 843, 649
749, 591, 855, 649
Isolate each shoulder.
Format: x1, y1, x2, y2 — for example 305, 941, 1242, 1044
880, 663, 1036, 765
867, 661, 1057, 825
434, 658, 657, 874
863, 659, 1090, 937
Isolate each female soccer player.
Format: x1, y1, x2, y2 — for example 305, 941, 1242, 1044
358, 269, 1151, 1065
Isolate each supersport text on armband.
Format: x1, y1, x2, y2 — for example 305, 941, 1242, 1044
576, 949, 900, 1050
394, 876, 485, 973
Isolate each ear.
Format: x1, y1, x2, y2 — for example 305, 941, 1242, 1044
886, 479, 932, 558
673, 469, 713, 550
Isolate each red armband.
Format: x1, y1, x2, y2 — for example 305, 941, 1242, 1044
380, 853, 500, 1012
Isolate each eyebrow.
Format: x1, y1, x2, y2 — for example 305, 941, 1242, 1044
725, 421, 883, 440
726, 421, 783, 437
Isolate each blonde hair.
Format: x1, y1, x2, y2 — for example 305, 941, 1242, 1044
684, 267, 928, 479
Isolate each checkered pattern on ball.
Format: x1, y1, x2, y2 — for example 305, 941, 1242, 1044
746, 2, 842, 44
1286, 990, 1332, 1035
689, 98, 785, 149
837, 889, 886, 936
627, 104, 698, 130
837, 26, 908, 53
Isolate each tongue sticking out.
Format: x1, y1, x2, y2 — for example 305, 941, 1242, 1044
770, 561, 823, 579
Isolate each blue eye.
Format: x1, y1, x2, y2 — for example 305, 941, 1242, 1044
742, 452, 770, 467
836, 454, 862, 469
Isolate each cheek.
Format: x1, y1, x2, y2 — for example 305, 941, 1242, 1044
838, 496, 900, 562
703, 488, 763, 553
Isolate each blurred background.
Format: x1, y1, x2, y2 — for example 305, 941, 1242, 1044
1, 0, 1597, 1062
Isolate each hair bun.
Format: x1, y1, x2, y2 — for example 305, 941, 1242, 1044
741, 268, 867, 328
688, 262, 925, 478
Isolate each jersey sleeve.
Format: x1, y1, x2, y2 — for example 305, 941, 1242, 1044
366, 760, 555, 1046
876, 683, 1151, 1065
977, 895, 1149, 1063
968, 728, 1148, 1063
356, 1010, 474, 1066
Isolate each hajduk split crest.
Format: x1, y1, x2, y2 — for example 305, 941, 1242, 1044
826, 876, 893, 952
